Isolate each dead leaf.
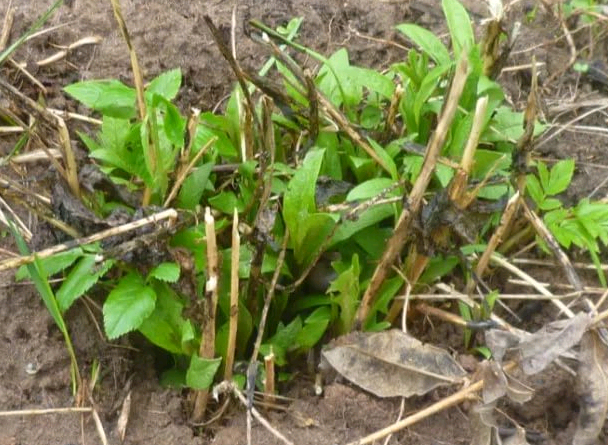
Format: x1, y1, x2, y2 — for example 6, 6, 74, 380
573, 329, 608, 445
481, 361, 533, 405
469, 402, 497, 445
321, 330, 466, 398
486, 312, 591, 375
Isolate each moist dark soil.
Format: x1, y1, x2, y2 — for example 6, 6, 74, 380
1, 1, 608, 444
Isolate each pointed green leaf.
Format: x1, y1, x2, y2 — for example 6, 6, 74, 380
442, 0, 475, 59
186, 355, 221, 389
145, 68, 182, 101
395, 24, 451, 66
57, 255, 114, 312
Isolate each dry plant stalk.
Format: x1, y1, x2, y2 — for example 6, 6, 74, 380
354, 54, 469, 328
191, 207, 220, 422
224, 208, 240, 381
0, 78, 79, 197
465, 191, 521, 295
0, 208, 178, 272
108, 0, 154, 205
263, 352, 276, 408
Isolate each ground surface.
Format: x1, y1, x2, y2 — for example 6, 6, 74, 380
1, 0, 608, 444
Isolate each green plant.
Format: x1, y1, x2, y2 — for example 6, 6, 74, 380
527, 159, 608, 285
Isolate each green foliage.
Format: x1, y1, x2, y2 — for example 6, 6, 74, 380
527, 160, 608, 285
18, 0, 606, 397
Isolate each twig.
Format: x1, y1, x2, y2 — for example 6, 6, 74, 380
0, 407, 92, 416
490, 253, 575, 318
346, 362, 517, 445
0, 208, 178, 272
354, 54, 469, 328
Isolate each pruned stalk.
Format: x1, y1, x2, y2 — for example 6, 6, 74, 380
224, 208, 240, 381
192, 207, 220, 422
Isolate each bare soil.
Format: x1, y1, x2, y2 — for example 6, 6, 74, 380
1, 1, 607, 444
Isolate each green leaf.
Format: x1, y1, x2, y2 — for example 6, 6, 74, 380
295, 213, 338, 265
526, 174, 545, 207
442, 0, 475, 59
546, 159, 575, 196
295, 307, 331, 350
537, 161, 550, 192
160, 98, 186, 147
347, 178, 397, 201
138, 282, 187, 354
186, 355, 221, 390
103, 273, 157, 339
177, 162, 214, 210
64, 80, 136, 119
145, 68, 182, 101
148, 262, 180, 283
9, 223, 67, 335
56, 256, 114, 312
539, 197, 562, 211
15, 247, 83, 281
283, 149, 325, 252
396, 24, 451, 66
261, 318, 303, 365
328, 254, 360, 334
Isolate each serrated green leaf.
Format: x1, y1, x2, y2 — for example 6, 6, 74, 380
186, 355, 221, 390
442, 0, 474, 59
103, 273, 156, 339
537, 162, 550, 193
145, 68, 182, 101
546, 159, 574, 195
57, 256, 113, 312
260, 318, 303, 365
396, 24, 451, 66
64, 80, 136, 119
148, 262, 180, 283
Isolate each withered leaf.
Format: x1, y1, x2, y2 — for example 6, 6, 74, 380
480, 361, 533, 405
469, 402, 497, 445
486, 312, 591, 375
321, 330, 466, 398
573, 329, 608, 445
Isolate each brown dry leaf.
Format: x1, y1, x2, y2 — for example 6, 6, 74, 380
486, 312, 591, 375
469, 402, 497, 445
573, 329, 608, 445
321, 330, 466, 398
481, 361, 533, 405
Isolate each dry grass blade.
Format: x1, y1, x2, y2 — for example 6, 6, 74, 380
354, 54, 469, 328
573, 329, 608, 445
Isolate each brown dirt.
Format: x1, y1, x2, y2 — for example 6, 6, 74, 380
1, 1, 607, 444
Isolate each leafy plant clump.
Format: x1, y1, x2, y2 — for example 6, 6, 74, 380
11, 0, 608, 425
